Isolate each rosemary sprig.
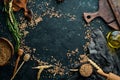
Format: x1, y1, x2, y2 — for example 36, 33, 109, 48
4, 0, 22, 52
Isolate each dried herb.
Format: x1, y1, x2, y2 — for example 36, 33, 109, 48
3, 0, 22, 51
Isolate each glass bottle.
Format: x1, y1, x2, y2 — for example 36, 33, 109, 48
106, 31, 120, 49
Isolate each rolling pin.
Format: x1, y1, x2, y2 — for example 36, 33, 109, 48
97, 69, 120, 80
87, 58, 120, 80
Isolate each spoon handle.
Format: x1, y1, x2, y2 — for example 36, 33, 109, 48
11, 61, 25, 80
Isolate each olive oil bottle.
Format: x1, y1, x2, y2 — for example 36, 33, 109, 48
106, 31, 120, 49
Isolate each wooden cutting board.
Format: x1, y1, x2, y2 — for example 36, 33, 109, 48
84, 0, 120, 30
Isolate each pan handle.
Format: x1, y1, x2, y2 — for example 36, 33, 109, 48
83, 12, 99, 23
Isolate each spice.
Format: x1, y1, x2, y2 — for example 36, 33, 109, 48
32, 65, 53, 80
0, 38, 14, 66
79, 63, 93, 77
11, 54, 30, 80
12, 0, 32, 21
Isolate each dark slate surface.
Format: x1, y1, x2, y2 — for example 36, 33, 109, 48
0, 0, 114, 80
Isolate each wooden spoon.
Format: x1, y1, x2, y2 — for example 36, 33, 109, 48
11, 54, 30, 80
13, 49, 24, 75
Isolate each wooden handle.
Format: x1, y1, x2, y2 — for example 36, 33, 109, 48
97, 69, 109, 78
83, 12, 99, 23
11, 61, 25, 80
107, 73, 120, 80
13, 56, 20, 75
87, 58, 102, 71
13, 49, 23, 75
97, 69, 120, 80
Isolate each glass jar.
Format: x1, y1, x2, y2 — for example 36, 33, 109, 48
106, 31, 120, 49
